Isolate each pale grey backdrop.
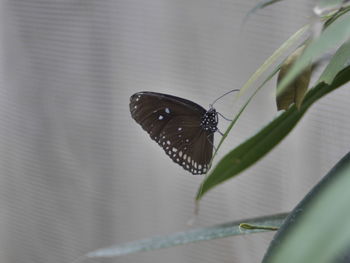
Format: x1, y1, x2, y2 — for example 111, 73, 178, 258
1, 0, 349, 262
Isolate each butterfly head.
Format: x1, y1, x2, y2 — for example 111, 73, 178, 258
201, 108, 218, 133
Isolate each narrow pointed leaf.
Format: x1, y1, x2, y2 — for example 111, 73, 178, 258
208, 24, 309, 169
243, 0, 284, 24
239, 25, 309, 96
197, 65, 350, 200
317, 39, 350, 84
314, 0, 345, 16
263, 152, 350, 263
277, 10, 350, 97
84, 213, 287, 259
276, 45, 312, 110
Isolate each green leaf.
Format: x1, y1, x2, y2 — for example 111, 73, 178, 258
82, 213, 287, 259
263, 152, 350, 263
197, 65, 282, 203
243, 0, 284, 25
314, 0, 345, 16
196, 65, 350, 200
247, 0, 284, 14
276, 44, 312, 110
323, 5, 350, 28
317, 39, 350, 84
277, 10, 350, 97
239, 25, 309, 96
197, 25, 309, 201
208, 24, 309, 170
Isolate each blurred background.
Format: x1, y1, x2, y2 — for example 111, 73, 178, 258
1, 0, 349, 262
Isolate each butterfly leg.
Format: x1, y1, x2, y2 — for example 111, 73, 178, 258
206, 134, 217, 151
218, 112, 232, 122
217, 129, 224, 136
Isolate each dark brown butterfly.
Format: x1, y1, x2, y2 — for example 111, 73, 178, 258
130, 92, 219, 175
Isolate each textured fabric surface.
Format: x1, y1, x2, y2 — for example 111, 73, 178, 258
1, 0, 349, 262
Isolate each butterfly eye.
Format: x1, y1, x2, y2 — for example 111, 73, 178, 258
130, 91, 218, 175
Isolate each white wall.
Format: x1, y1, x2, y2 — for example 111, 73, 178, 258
2, 1, 349, 262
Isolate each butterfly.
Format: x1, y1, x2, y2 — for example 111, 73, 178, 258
129, 91, 219, 175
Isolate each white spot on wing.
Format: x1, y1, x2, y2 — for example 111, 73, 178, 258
178, 127, 182, 131
158, 115, 164, 120
166, 140, 171, 145
165, 108, 170, 114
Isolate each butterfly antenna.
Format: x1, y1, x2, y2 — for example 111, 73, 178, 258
209, 89, 240, 108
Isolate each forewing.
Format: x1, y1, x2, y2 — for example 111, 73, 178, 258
130, 92, 205, 139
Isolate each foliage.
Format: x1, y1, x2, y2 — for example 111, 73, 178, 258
77, 2, 350, 262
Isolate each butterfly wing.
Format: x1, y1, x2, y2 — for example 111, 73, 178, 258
130, 92, 213, 174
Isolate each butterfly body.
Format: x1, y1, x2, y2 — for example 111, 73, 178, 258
130, 91, 218, 174
201, 108, 218, 133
